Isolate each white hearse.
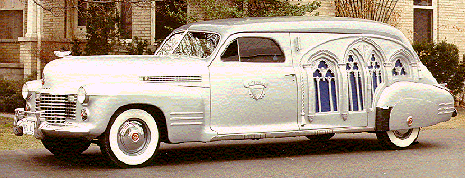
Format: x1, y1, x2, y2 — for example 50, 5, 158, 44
14, 16, 456, 167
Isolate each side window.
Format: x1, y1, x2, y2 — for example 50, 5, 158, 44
221, 39, 239, 62
221, 37, 285, 63
392, 59, 408, 76
313, 61, 338, 113
346, 55, 364, 111
367, 54, 383, 96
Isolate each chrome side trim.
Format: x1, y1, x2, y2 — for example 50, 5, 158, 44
438, 103, 455, 115
140, 76, 202, 83
169, 112, 204, 126
170, 117, 204, 120
210, 127, 373, 141
438, 102, 454, 106
170, 112, 204, 115
170, 122, 203, 126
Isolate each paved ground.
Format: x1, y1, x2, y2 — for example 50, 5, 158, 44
1, 129, 465, 177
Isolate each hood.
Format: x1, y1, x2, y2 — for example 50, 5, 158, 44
42, 55, 208, 94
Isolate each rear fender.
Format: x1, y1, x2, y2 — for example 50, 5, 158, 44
376, 82, 454, 131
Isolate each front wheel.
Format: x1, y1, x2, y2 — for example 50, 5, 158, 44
100, 109, 160, 168
376, 128, 420, 149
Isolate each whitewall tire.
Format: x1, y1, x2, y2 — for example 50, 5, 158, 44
100, 109, 160, 168
376, 128, 420, 149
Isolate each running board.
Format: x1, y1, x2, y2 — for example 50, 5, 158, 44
210, 127, 373, 141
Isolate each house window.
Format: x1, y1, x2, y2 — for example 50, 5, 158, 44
414, 0, 433, 43
313, 61, 338, 113
76, 0, 132, 38
119, 0, 132, 39
414, 0, 432, 6
78, 0, 87, 27
346, 55, 364, 111
368, 54, 383, 96
0, 10, 23, 39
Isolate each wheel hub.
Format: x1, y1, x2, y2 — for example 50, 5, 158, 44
392, 129, 413, 140
117, 119, 150, 155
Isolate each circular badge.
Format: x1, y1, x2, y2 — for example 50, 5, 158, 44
131, 133, 140, 142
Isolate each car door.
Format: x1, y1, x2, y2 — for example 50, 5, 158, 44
209, 33, 299, 134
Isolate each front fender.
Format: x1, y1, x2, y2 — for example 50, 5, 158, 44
82, 83, 210, 141
376, 82, 454, 131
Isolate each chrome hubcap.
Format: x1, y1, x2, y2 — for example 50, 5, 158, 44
117, 119, 150, 155
392, 129, 413, 140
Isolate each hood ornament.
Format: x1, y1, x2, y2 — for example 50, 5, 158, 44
53, 51, 72, 58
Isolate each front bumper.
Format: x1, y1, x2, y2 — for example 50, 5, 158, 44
13, 108, 93, 139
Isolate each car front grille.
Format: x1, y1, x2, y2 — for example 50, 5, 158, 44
36, 94, 77, 123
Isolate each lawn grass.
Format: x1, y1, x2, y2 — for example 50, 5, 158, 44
0, 116, 42, 150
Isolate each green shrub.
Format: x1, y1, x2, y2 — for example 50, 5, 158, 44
413, 41, 465, 95
125, 37, 153, 55
0, 73, 36, 113
0, 78, 24, 113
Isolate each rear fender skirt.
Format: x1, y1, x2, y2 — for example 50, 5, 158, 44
375, 107, 391, 131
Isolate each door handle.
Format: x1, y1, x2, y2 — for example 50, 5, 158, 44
284, 73, 296, 77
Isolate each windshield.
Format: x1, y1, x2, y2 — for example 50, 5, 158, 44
156, 31, 220, 59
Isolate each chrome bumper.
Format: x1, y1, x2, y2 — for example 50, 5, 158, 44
14, 108, 92, 139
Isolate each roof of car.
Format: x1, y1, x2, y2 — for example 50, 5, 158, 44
176, 16, 409, 44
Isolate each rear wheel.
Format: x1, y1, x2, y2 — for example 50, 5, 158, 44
376, 128, 420, 149
42, 137, 91, 156
100, 109, 160, 168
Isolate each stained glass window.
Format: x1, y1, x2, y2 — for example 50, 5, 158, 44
368, 54, 383, 97
346, 55, 364, 111
393, 59, 407, 76
313, 61, 338, 113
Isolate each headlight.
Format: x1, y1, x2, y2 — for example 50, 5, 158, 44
22, 83, 31, 100
77, 86, 87, 104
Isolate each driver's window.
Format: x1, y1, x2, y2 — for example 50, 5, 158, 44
221, 40, 239, 62
221, 37, 285, 63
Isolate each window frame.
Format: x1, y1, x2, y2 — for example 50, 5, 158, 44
312, 60, 339, 113
220, 36, 286, 63
75, 0, 133, 39
0, 10, 23, 39
390, 50, 414, 82
156, 30, 221, 60
413, 0, 436, 43
345, 52, 365, 112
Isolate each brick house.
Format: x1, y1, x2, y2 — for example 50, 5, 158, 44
0, 0, 157, 80
1, 0, 465, 80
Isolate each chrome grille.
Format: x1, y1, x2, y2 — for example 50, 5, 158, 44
141, 76, 202, 83
37, 94, 77, 123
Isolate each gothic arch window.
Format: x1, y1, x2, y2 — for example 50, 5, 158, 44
346, 54, 364, 111
368, 53, 383, 96
392, 59, 408, 76
313, 60, 338, 113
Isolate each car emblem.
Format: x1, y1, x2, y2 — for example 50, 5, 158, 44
244, 80, 267, 100
407, 116, 413, 127
131, 133, 140, 142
